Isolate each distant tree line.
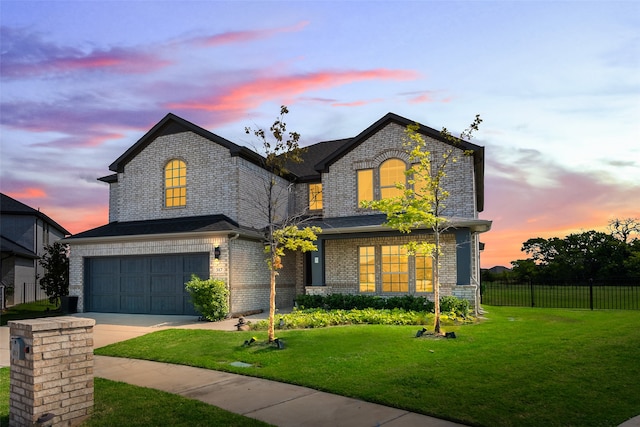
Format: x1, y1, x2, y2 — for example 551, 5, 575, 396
484, 218, 640, 283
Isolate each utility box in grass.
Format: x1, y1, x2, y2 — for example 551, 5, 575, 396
8, 316, 95, 427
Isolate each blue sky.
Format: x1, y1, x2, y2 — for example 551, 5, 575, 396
1, 0, 638, 267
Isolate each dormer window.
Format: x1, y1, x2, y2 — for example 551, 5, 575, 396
165, 159, 186, 208
309, 183, 323, 211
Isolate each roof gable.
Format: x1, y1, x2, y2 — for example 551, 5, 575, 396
311, 112, 485, 212
315, 112, 481, 171
108, 113, 265, 173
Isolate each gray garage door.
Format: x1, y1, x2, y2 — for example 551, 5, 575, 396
84, 253, 209, 314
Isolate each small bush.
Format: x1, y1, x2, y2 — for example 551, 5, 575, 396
295, 294, 436, 312
184, 275, 229, 321
440, 295, 470, 317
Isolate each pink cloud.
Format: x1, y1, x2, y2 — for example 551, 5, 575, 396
408, 94, 434, 104
6, 187, 47, 200
46, 49, 172, 74
168, 69, 419, 113
191, 21, 310, 46
399, 90, 448, 104
31, 131, 127, 149
331, 99, 384, 107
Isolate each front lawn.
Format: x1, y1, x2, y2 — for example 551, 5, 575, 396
94, 306, 640, 427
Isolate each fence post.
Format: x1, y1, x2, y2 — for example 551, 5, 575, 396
530, 278, 535, 307
589, 278, 594, 310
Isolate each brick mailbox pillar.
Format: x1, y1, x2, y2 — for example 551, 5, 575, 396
8, 317, 95, 427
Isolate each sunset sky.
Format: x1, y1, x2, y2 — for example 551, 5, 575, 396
1, 1, 638, 268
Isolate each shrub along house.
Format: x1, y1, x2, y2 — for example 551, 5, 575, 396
65, 112, 491, 316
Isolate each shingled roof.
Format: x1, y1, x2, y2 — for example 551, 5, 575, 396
65, 214, 261, 241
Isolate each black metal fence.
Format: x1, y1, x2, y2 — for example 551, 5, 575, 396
481, 278, 640, 310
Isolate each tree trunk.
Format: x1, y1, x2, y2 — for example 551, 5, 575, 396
433, 228, 441, 335
268, 258, 277, 342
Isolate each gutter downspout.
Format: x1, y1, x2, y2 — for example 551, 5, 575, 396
227, 233, 240, 315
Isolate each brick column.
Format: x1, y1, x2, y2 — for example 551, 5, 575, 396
8, 317, 95, 427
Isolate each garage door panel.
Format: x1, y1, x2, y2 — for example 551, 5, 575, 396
120, 275, 147, 293
152, 256, 181, 273
90, 277, 115, 294
184, 254, 209, 274
120, 295, 148, 313
151, 275, 179, 293
90, 258, 119, 274
121, 257, 147, 273
85, 253, 209, 314
89, 295, 119, 313
151, 296, 182, 314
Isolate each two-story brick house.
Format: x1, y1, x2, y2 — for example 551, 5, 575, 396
65, 112, 491, 316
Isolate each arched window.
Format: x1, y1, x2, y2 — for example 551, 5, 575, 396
379, 158, 406, 199
165, 159, 186, 207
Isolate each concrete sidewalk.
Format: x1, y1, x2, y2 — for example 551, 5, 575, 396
95, 355, 462, 427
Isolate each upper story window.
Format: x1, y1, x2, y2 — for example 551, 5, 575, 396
165, 159, 186, 208
357, 169, 373, 204
357, 158, 408, 206
309, 183, 323, 211
380, 159, 406, 199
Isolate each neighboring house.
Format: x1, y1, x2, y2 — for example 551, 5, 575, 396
0, 193, 70, 306
65, 112, 491, 315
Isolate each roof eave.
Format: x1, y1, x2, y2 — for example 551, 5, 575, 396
317, 218, 492, 236
63, 228, 264, 245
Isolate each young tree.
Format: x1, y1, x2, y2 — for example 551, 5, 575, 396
362, 115, 482, 335
245, 106, 321, 342
38, 241, 69, 306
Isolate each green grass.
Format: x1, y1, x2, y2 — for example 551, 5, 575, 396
0, 372, 272, 427
0, 369, 7, 427
94, 307, 640, 427
0, 300, 60, 326
86, 378, 272, 427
